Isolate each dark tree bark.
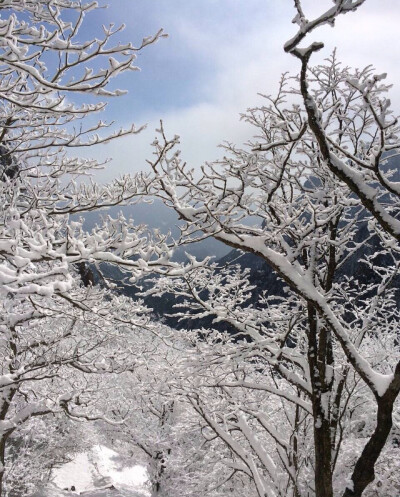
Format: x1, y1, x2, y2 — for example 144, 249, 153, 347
307, 304, 334, 497
343, 361, 400, 497
0, 387, 16, 497
0, 438, 5, 497
76, 262, 94, 287
151, 401, 174, 496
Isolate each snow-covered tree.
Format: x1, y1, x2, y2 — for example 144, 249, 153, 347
97, 325, 215, 497
4, 413, 90, 496
0, 1, 171, 494
147, 2, 400, 497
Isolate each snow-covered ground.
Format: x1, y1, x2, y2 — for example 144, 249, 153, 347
32, 486, 145, 497
32, 445, 149, 497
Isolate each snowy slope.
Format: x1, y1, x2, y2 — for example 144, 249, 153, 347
32, 485, 145, 497
32, 445, 149, 497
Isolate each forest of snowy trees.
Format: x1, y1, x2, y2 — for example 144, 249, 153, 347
0, 1, 399, 497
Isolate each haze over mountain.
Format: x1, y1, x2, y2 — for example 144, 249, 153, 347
79, 199, 231, 263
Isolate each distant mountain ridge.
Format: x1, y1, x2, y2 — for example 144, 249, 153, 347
78, 200, 231, 263
82, 156, 400, 332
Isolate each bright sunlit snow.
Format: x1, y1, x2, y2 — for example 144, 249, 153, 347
52, 446, 149, 495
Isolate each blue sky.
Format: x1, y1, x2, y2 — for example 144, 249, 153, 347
78, 1, 400, 182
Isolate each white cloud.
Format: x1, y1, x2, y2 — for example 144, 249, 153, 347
90, 1, 400, 182
93, 102, 254, 183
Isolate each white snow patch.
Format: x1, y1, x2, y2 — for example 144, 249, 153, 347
52, 453, 93, 493
52, 445, 149, 495
93, 445, 148, 490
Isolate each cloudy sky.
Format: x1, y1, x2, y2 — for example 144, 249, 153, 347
81, 1, 400, 182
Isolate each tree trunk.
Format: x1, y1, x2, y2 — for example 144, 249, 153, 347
150, 400, 174, 496
307, 304, 334, 497
151, 450, 168, 496
343, 362, 400, 497
0, 439, 6, 497
313, 418, 333, 497
0, 436, 6, 497
0, 386, 16, 497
